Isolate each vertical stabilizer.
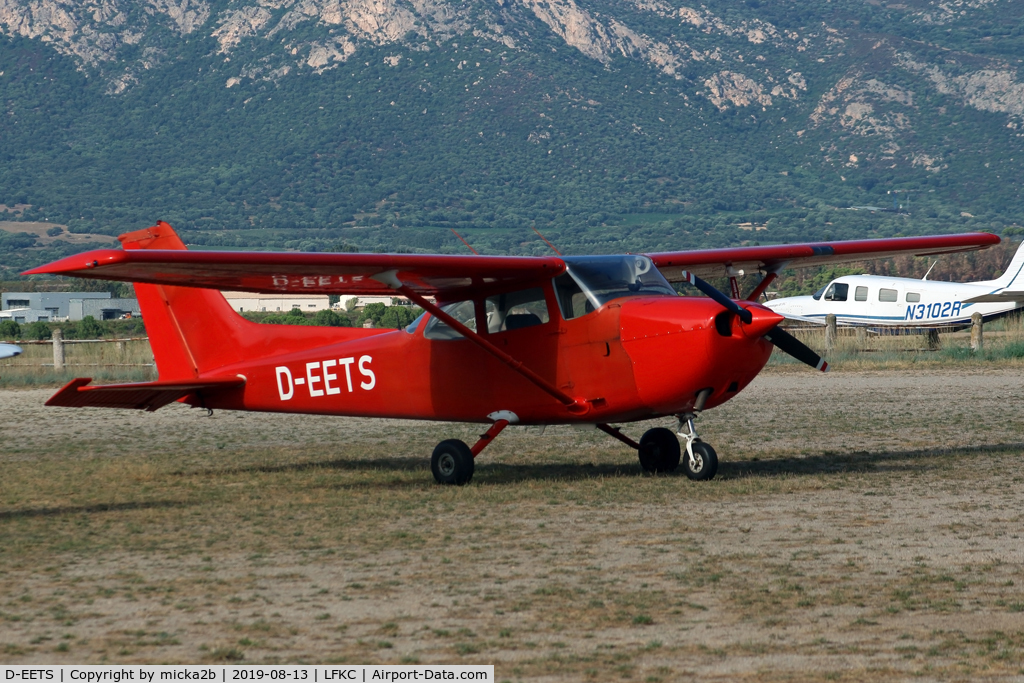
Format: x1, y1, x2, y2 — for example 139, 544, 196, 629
979, 240, 1024, 289
121, 221, 253, 381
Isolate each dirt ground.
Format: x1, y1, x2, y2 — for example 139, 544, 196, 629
1, 367, 1024, 681
0, 221, 117, 246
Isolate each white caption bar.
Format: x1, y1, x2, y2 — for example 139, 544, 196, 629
1, 666, 493, 683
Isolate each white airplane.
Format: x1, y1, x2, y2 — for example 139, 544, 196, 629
766, 241, 1024, 328
0, 343, 22, 359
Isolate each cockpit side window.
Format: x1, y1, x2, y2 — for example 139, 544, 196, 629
486, 287, 550, 332
553, 273, 590, 320
824, 283, 849, 302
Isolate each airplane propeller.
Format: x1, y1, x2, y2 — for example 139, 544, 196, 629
680, 271, 828, 373
762, 326, 828, 372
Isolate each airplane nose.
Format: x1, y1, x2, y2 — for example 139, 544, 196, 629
739, 304, 785, 339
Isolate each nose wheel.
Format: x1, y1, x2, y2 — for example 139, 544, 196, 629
677, 413, 718, 481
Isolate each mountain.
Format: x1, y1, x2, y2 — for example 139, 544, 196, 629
1, 0, 1023, 268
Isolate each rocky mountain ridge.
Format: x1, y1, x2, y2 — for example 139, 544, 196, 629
5, 0, 1023, 123
1, 0, 1023, 258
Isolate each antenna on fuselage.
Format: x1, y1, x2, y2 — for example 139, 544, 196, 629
450, 229, 480, 255
531, 225, 563, 256
923, 260, 938, 281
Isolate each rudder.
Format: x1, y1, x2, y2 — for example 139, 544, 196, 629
122, 221, 255, 381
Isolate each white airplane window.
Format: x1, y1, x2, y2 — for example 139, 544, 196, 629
486, 288, 549, 333
855, 286, 868, 301
906, 292, 921, 303
824, 283, 848, 302
879, 288, 898, 302
423, 300, 477, 340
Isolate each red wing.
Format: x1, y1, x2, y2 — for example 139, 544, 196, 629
25, 246, 565, 296
648, 233, 1000, 281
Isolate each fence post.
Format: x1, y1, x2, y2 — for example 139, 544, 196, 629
116, 340, 126, 359
970, 312, 983, 352
856, 327, 867, 348
825, 314, 837, 352
926, 328, 941, 351
52, 329, 65, 370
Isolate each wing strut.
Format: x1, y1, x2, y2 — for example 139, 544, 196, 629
745, 261, 789, 302
372, 271, 589, 414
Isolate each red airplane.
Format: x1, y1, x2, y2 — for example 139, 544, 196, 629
26, 223, 998, 484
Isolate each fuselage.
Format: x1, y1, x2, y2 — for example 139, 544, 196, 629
766, 274, 1022, 328
201, 284, 779, 425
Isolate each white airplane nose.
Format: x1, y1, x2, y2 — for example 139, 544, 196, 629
0, 343, 22, 360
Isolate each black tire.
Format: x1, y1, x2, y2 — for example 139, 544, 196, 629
638, 427, 681, 474
683, 441, 718, 481
431, 439, 475, 485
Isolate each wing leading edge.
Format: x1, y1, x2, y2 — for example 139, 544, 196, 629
649, 233, 1000, 281
24, 222, 565, 298
24, 223, 999, 295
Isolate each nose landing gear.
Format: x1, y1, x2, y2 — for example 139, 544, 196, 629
676, 412, 718, 481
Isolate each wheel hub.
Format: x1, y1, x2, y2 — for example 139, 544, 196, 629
438, 453, 456, 476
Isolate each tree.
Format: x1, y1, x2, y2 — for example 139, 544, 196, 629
313, 309, 351, 327
0, 320, 20, 339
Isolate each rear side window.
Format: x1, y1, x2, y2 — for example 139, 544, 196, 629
423, 300, 477, 340
879, 288, 898, 302
855, 286, 868, 301
906, 292, 921, 302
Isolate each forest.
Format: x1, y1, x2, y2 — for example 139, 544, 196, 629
1, 0, 1023, 279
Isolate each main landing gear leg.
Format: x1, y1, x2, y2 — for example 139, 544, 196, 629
431, 419, 511, 486
676, 413, 718, 481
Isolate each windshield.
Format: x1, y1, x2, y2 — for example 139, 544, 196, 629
556, 255, 676, 319
812, 286, 826, 301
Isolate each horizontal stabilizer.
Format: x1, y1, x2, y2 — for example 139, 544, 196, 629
962, 290, 1024, 303
47, 377, 245, 411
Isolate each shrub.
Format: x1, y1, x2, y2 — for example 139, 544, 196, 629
23, 321, 52, 340
76, 316, 104, 339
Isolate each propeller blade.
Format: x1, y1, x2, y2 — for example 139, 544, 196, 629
762, 326, 829, 372
680, 271, 752, 324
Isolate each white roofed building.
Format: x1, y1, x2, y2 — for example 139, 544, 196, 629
221, 292, 331, 313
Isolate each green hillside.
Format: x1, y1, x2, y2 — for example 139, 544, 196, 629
2, 0, 1023, 272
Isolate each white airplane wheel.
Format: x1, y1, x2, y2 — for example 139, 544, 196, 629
683, 441, 718, 481
431, 439, 474, 485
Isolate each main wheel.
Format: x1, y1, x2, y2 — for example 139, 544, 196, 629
683, 441, 718, 481
431, 439, 475, 485
638, 427, 681, 473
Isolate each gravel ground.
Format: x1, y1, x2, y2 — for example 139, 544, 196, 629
1, 367, 1023, 681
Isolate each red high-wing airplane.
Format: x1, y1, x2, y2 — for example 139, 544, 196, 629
26, 223, 998, 484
